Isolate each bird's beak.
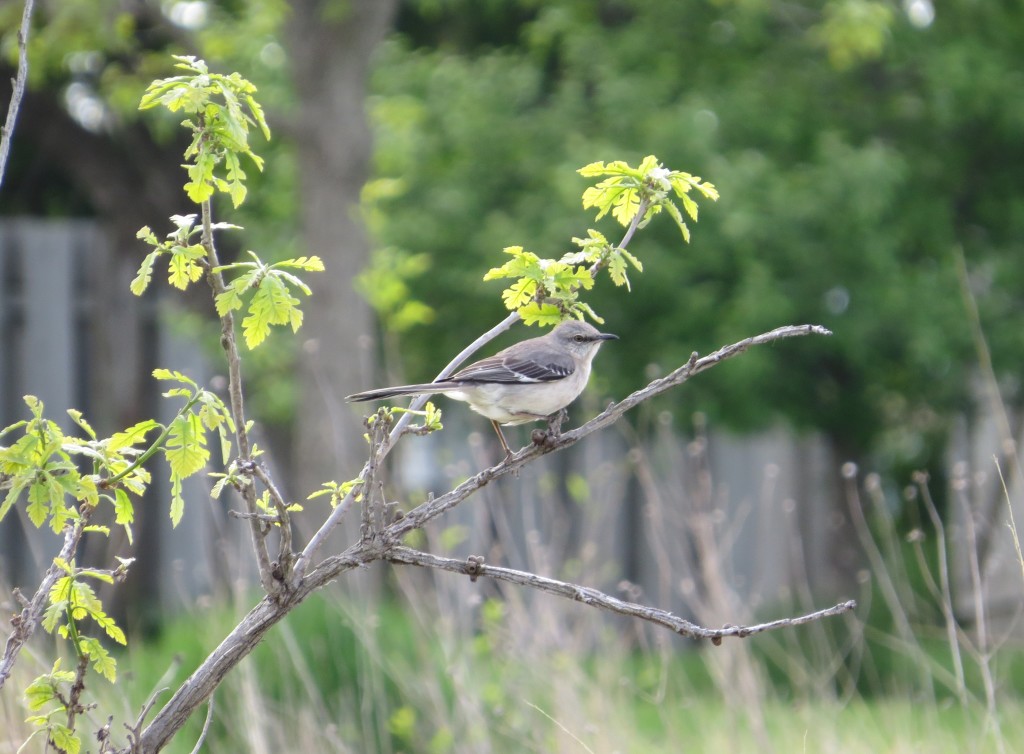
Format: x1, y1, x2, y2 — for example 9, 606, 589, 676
597, 332, 618, 341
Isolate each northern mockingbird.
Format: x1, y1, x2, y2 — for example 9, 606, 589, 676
346, 320, 618, 455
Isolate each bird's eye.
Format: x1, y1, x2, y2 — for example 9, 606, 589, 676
573, 334, 586, 342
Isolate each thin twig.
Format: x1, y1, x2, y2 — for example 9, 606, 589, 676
995, 458, 1024, 586
65, 653, 91, 736
954, 246, 1021, 574
252, 464, 293, 577
387, 546, 855, 641
187, 694, 215, 754
200, 199, 276, 595
0, 0, 36, 189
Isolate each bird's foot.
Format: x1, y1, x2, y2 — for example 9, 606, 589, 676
532, 408, 569, 448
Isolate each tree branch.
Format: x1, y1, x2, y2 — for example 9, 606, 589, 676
133, 546, 366, 753
132, 323, 835, 750
387, 546, 856, 641
388, 324, 831, 538
0, 0, 35, 189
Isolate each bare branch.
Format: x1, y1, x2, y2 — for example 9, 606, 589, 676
135, 548, 366, 753
388, 324, 831, 538
387, 546, 856, 641
0, 0, 35, 188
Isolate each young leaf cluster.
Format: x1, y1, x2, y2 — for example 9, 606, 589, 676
139, 55, 270, 207
23, 660, 83, 754
483, 246, 596, 326
131, 214, 240, 294
484, 156, 718, 326
308, 478, 364, 508
132, 219, 324, 350
214, 252, 325, 349
0, 397, 153, 537
154, 368, 236, 526
43, 560, 127, 682
579, 154, 719, 242
562, 229, 644, 292
24, 559, 129, 754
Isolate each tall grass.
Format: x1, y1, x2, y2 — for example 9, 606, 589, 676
3, 418, 1023, 753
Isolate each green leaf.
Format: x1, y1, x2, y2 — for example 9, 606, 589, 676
165, 413, 209, 480
518, 302, 563, 326
153, 368, 198, 388
608, 253, 630, 290
26, 481, 50, 528
241, 275, 300, 349
50, 723, 81, 754
87, 641, 118, 683
501, 278, 537, 311
483, 246, 538, 281
663, 200, 691, 243
168, 247, 205, 290
130, 250, 161, 296
93, 610, 127, 646
273, 255, 324, 272
109, 419, 161, 452
24, 676, 57, 711
113, 488, 134, 527
170, 475, 184, 527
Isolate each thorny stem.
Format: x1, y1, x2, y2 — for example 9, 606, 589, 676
199, 199, 277, 595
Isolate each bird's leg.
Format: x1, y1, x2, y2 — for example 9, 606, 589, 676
491, 420, 514, 459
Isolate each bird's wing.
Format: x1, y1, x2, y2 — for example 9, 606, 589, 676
452, 352, 575, 384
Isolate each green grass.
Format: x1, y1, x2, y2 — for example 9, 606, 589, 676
5, 586, 1003, 754
4, 578, 1023, 753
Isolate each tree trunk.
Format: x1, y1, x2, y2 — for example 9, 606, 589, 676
286, 0, 398, 495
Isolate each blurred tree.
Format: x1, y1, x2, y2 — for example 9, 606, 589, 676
366, 0, 1024, 492
0, 0, 395, 619
5, 0, 1024, 512
0, 0, 396, 489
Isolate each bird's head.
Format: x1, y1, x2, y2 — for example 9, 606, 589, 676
551, 320, 618, 357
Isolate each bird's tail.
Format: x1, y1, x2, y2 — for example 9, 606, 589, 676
345, 382, 462, 403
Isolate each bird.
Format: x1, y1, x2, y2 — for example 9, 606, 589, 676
346, 320, 618, 456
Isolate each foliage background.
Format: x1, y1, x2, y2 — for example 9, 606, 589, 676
4, 0, 1024, 480
3, 0, 1024, 752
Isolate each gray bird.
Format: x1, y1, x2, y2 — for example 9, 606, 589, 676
346, 320, 618, 455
